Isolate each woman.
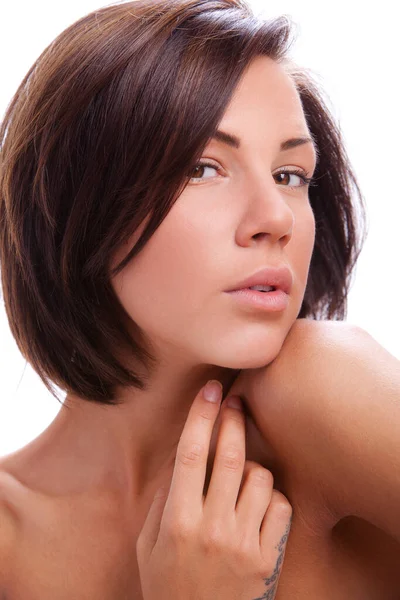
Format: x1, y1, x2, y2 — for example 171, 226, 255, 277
0, 0, 399, 598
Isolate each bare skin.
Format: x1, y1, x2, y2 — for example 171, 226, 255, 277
1, 321, 400, 599
1, 56, 400, 597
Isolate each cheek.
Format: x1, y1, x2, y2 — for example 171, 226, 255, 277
110, 217, 211, 331
303, 208, 316, 259
291, 206, 316, 283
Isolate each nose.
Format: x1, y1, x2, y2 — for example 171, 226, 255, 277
238, 176, 295, 247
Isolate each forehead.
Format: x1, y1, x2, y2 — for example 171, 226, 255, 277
218, 56, 310, 142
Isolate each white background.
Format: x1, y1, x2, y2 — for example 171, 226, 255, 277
1, 0, 399, 456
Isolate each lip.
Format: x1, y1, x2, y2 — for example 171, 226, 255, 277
224, 266, 293, 295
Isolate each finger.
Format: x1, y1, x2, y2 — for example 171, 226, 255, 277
235, 462, 274, 542
164, 380, 223, 519
136, 484, 171, 561
203, 395, 246, 516
260, 490, 292, 567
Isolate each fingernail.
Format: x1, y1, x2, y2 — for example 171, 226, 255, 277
227, 395, 242, 410
203, 380, 222, 403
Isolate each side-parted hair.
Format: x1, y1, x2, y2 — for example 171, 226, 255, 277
0, 0, 367, 405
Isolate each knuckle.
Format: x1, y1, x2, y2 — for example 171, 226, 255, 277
177, 443, 204, 467
201, 521, 226, 550
237, 535, 255, 559
249, 467, 274, 487
270, 489, 293, 518
218, 445, 244, 471
163, 517, 196, 544
197, 408, 215, 423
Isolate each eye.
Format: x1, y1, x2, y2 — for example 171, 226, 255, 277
188, 160, 315, 189
274, 167, 315, 190
189, 160, 221, 183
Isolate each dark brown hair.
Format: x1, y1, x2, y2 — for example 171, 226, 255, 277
0, 0, 367, 405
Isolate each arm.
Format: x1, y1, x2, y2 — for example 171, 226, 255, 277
255, 318, 400, 542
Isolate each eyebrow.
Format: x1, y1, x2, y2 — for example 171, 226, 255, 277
211, 129, 319, 158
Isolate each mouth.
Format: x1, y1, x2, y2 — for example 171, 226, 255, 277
225, 266, 293, 296
225, 287, 289, 312
243, 286, 276, 292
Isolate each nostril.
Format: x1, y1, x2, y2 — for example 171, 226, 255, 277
253, 232, 268, 241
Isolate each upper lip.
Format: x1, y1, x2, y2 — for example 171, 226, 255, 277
225, 266, 293, 294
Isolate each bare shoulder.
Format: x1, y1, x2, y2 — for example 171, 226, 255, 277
233, 317, 363, 425
252, 317, 396, 402
273, 316, 364, 361
227, 319, 361, 528
0, 457, 132, 599
267, 316, 400, 414
238, 317, 400, 541
0, 469, 20, 587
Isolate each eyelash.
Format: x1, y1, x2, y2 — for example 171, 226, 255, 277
189, 160, 316, 189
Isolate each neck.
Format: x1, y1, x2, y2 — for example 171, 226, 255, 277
53, 365, 241, 500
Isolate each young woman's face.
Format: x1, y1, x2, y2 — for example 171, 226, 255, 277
111, 56, 318, 370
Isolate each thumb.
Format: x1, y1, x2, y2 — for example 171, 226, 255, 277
136, 483, 170, 561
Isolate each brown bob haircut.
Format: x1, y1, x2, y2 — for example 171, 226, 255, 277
0, 0, 367, 406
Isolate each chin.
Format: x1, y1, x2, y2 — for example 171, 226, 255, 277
219, 336, 287, 371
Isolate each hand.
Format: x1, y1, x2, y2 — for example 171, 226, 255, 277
136, 380, 292, 600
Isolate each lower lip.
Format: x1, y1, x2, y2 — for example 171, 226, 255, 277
224, 288, 289, 312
